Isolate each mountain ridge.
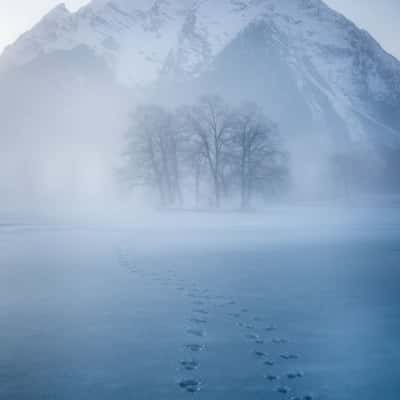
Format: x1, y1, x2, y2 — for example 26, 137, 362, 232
1, 1, 399, 110
0, 0, 399, 203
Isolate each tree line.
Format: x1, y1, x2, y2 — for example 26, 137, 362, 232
121, 95, 289, 210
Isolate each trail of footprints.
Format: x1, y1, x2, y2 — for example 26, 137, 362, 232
116, 248, 317, 399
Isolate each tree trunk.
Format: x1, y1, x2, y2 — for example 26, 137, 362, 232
195, 162, 200, 210
159, 137, 174, 206
214, 153, 221, 209
215, 179, 221, 209
173, 152, 183, 208
240, 153, 246, 210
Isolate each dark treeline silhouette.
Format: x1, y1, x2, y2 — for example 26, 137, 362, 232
121, 95, 289, 210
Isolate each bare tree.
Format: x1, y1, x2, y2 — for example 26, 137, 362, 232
121, 97, 288, 210
232, 102, 286, 209
123, 105, 183, 208
183, 95, 234, 208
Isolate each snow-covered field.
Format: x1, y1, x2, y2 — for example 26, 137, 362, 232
1, 207, 400, 400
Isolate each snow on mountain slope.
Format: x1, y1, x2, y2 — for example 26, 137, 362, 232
0, 0, 399, 145
1, 0, 398, 89
0, 0, 264, 84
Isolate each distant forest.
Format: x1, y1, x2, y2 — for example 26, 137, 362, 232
120, 95, 290, 210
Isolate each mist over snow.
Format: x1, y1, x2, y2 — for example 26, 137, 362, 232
0, 0, 400, 220
1, 3, 400, 400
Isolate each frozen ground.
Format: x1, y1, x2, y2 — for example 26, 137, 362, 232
1, 207, 400, 400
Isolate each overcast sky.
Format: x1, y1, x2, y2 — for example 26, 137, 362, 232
0, 0, 399, 59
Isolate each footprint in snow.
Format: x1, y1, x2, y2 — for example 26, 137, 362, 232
287, 371, 304, 379
289, 395, 313, 400
189, 317, 208, 325
272, 338, 288, 344
180, 360, 199, 371
280, 353, 299, 360
276, 386, 291, 394
244, 333, 260, 341
179, 379, 201, 393
253, 350, 268, 358
187, 328, 206, 337
185, 344, 206, 352
265, 325, 277, 332
193, 309, 209, 315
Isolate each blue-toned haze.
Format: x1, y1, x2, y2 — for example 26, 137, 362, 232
0, 3, 400, 400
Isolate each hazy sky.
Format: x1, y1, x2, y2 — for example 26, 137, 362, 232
0, 0, 399, 59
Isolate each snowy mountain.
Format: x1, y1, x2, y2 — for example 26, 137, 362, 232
2, 1, 400, 142
0, 0, 400, 206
